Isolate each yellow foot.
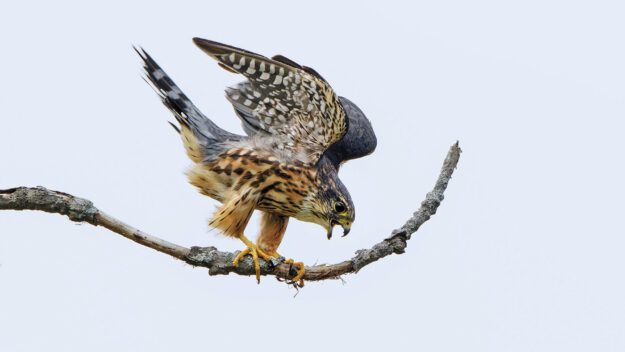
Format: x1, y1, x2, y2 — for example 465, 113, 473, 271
263, 250, 306, 286
282, 258, 306, 287
232, 241, 274, 284
257, 250, 306, 287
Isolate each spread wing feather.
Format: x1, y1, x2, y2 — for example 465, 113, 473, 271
192, 38, 347, 164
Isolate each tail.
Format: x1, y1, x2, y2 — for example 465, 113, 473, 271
135, 47, 241, 162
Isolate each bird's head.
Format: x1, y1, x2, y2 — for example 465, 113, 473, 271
297, 159, 355, 239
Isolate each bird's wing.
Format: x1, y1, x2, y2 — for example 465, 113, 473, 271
324, 97, 377, 169
232, 91, 376, 169
193, 38, 348, 164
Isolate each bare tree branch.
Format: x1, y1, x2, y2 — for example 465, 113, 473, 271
0, 142, 461, 283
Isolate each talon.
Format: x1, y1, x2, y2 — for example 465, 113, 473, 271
233, 247, 261, 282
232, 247, 250, 267
283, 258, 306, 284
233, 239, 304, 286
232, 239, 278, 283
268, 257, 283, 268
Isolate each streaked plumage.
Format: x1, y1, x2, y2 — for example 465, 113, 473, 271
137, 38, 376, 285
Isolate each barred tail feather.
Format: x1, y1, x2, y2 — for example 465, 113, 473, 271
136, 47, 241, 162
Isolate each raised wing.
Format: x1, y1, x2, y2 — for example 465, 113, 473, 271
192, 38, 347, 164
235, 93, 377, 169
325, 97, 377, 168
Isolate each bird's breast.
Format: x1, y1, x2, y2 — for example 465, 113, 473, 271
186, 147, 318, 217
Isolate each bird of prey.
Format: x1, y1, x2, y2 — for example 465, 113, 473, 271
137, 38, 376, 285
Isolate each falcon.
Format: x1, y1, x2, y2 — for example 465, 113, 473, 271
137, 38, 377, 285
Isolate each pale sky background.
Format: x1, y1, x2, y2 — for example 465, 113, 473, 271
1, 1, 624, 351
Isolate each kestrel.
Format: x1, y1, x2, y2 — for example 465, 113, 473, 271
137, 38, 376, 285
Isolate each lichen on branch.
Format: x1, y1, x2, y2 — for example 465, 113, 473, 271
0, 142, 461, 284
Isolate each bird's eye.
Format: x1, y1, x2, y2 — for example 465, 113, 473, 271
334, 201, 346, 213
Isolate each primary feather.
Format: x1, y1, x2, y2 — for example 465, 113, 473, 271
193, 38, 348, 165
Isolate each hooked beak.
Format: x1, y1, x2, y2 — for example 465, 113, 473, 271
327, 220, 351, 240
342, 225, 351, 237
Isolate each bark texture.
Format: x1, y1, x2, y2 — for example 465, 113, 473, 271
0, 142, 461, 283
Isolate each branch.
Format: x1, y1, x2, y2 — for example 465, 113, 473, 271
0, 142, 461, 283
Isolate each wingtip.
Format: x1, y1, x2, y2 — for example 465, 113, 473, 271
192, 37, 265, 59
192, 37, 218, 52
192, 37, 221, 59
192, 37, 204, 45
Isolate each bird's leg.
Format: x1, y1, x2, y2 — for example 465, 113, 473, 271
209, 189, 273, 283
254, 247, 305, 287
256, 212, 305, 285
263, 251, 305, 287
232, 235, 274, 283
280, 256, 306, 286
284, 259, 305, 282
